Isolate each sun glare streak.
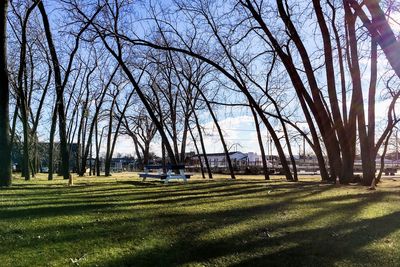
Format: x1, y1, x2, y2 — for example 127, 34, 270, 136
388, 9, 400, 34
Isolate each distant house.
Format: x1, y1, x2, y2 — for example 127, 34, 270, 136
383, 151, 400, 161
247, 152, 280, 166
194, 151, 248, 168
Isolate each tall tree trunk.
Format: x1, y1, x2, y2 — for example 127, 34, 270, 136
16, 3, 37, 181
250, 105, 270, 180
180, 116, 189, 163
105, 99, 115, 176
30, 136, 38, 177
48, 105, 57, 180
161, 141, 166, 173
143, 142, 150, 165
81, 107, 89, 175
89, 142, 93, 176
345, 6, 374, 185
372, 129, 392, 189
314, 0, 357, 183
10, 99, 19, 151
367, 39, 378, 183
95, 121, 102, 176
327, 0, 348, 125
132, 135, 143, 168
20, 112, 30, 180
0, 0, 11, 187
193, 110, 212, 179
76, 105, 84, 175
37, 1, 70, 181
188, 123, 205, 179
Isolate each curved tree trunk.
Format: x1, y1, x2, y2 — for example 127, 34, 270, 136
250, 105, 270, 180
37, 1, 70, 181
198, 91, 235, 179
266, 96, 298, 182
345, 6, 374, 185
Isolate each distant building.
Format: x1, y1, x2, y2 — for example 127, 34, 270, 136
188, 151, 284, 175
194, 151, 248, 168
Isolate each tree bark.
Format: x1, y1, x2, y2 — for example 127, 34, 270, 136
0, 0, 11, 187
105, 98, 116, 176
48, 104, 57, 180
345, 6, 374, 185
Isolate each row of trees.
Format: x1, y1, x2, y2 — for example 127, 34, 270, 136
1, 0, 400, 187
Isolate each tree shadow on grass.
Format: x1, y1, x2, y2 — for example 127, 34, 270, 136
0, 179, 338, 221
2, 180, 398, 266
0, 183, 279, 220
228, 210, 400, 267
108, 213, 399, 267
99, 190, 399, 267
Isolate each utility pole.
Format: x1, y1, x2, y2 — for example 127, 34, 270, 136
303, 135, 306, 163
266, 131, 269, 168
396, 129, 398, 164
270, 137, 273, 166
298, 144, 301, 159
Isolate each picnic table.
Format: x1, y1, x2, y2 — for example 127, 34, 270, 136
139, 164, 192, 184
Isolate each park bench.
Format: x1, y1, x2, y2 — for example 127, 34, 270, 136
139, 164, 192, 184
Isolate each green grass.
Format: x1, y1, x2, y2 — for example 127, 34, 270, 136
1, 173, 400, 267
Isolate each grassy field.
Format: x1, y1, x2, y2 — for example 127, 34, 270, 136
1, 173, 400, 267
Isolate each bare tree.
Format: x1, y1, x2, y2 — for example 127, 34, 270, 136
79, 64, 119, 176
34, 0, 103, 183
120, 109, 157, 169
73, 1, 180, 167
